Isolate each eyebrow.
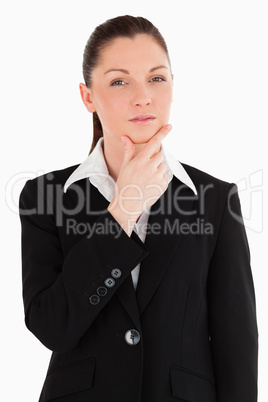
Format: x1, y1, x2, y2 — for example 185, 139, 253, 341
104, 65, 168, 75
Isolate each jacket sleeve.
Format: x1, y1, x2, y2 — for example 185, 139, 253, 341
19, 178, 149, 353
207, 183, 258, 402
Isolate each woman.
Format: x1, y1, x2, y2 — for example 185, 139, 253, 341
19, 15, 258, 402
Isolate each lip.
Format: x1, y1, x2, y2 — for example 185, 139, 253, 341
129, 114, 156, 125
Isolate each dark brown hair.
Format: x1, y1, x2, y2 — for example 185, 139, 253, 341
82, 15, 171, 154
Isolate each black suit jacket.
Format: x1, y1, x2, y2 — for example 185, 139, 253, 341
19, 162, 258, 402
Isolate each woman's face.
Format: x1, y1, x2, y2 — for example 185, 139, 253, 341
84, 34, 173, 144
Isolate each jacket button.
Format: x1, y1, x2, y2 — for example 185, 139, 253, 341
104, 278, 115, 288
125, 329, 141, 346
97, 286, 107, 297
111, 268, 122, 279
89, 295, 100, 305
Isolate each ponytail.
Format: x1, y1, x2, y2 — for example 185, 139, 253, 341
88, 112, 103, 155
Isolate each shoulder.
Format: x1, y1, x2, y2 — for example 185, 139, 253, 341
182, 162, 234, 194
182, 162, 230, 187
180, 163, 243, 235
180, 162, 239, 215
19, 164, 80, 202
39, 164, 80, 185
26, 164, 79, 186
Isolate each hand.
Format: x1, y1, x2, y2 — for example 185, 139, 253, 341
108, 124, 172, 236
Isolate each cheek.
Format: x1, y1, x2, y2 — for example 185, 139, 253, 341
157, 89, 173, 118
100, 94, 128, 123
93, 90, 121, 122
94, 92, 128, 133
108, 95, 127, 110
160, 86, 173, 105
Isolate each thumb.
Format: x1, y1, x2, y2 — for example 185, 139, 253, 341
121, 136, 135, 165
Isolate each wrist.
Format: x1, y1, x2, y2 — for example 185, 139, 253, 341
107, 203, 138, 237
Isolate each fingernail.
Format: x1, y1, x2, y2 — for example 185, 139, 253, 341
121, 136, 126, 145
166, 124, 172, 131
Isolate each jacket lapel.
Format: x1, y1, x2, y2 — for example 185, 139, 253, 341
115, 263, 142, 331
135, 176, 198, 315
64, 178, 142, 330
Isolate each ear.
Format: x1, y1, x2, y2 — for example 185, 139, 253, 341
79, 83, 96, 113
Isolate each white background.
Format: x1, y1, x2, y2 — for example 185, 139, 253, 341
1, 0, 267, 400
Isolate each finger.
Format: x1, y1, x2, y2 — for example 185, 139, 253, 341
157, 162, 167, 175
140, 124, 172, 158
150, 151, 164, 167
121, 136, 135, 166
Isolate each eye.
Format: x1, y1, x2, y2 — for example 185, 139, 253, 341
150, 76, 166, 83
111, 80, 127, 86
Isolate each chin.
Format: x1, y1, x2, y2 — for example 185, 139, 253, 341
130, 128, 160, 144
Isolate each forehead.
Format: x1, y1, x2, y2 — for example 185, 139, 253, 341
97, 34, 169, 70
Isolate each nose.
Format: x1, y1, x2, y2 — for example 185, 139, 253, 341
132, 85, 152, 107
